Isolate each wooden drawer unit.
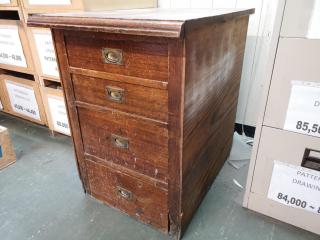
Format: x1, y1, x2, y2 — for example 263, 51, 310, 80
72, 74, 168, 122
28, 9, 253, 239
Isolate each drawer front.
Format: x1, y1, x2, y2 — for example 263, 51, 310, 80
65, 34, 168, 82
72, 74, 168, 122
86, 159, 168, 231
248, 126, 320, 234
78, 108, 168, 182
264, 38, 320, 129
252, 127, 320, 195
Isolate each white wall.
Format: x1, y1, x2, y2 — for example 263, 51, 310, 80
158, 0, 267, 126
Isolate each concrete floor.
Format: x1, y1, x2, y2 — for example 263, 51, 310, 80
0, 112, 319, 240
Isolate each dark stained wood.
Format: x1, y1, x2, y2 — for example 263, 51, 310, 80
78, 107, 169, 182
69, 68, 168, 90
51, 29, 91, 194
86, 159, 168, 232
85, 153, 168, 189
167, 39, 185, 239
72, 74, 168, 122
65, 32, 169, 81
181, 16, 250, 233
30, 9, 253, 239
28, 8, 254, 38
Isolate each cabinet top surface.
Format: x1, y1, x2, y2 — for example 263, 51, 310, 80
29, 8, 253, 21
28, 8, 254, 38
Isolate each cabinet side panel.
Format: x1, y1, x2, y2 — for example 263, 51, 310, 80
181, 16, 249, 231
167, 40, 185, 239
51, 29, 90, 193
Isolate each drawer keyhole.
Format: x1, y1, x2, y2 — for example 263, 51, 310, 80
111, 134, 129, 149
106, 86, 124, 103
102, 48, 123, 65
116, 186, 132, 200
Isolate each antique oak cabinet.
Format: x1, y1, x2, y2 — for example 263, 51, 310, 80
28, 8, 253, 239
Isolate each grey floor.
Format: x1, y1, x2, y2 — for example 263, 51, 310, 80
0, 112, 319, 240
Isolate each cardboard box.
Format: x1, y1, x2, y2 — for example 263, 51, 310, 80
0, 125, 16, 170
40, 80, 70, 136
28, 27, 60, 80
0, 73, 47, 125
0, 19, 34, 74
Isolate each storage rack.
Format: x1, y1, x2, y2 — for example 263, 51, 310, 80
0, 0, 69, 135
0, 0, 157, 136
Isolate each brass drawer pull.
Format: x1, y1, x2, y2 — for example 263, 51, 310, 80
106, 86, 124, 103
102, 48, 123, 65
116, 186, 132, 200
111, 134, 129, 149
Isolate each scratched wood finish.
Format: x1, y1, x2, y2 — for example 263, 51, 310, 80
78, 107, 169, 182
86, 159, 168, 231
181, 17, 250, 231
72, 74, 168, 122
28, 8, 253, 239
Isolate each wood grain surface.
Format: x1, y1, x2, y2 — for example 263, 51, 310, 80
65, 32, 169, 81
72, 74, 168, 122
86, 159, 168, 232
78, 107, 169, 182
181, 16, 249, 233
28, 8, 254, 38
34, 9, 253, 239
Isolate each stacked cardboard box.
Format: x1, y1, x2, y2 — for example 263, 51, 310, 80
0, 125, 16, 170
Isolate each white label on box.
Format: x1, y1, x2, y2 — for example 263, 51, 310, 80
5, 80, 41, 120
33, 32, 59, 78
0, 100, 3, 110
0, 0, 11, 4
284, 81, 320, 138
28, 0, 71, 5
268, 161, 320, 215
48, 96, 70, 135
0, 25, 27, 68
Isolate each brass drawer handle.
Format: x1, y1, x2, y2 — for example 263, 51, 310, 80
106, 86, 124, 103
102, 48, 123, 65
111, 134, 129, 149
116, 186, 132, 200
